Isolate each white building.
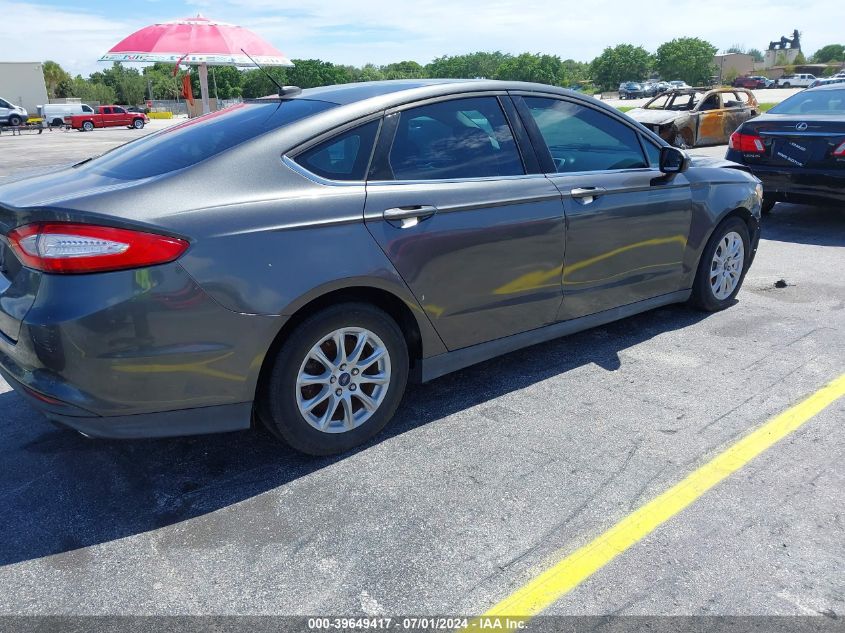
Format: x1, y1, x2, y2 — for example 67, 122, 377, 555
0, 62, 49, 114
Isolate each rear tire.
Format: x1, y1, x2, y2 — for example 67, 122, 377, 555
689, 216, 750, 312
82, 120, 94, 132
258, 303, 409, 456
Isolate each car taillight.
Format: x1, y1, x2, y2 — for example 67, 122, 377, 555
729, 131, 765, 154
6, 223, 189, 274
834, 141, 845, 156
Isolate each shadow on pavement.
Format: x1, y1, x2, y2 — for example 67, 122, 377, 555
0, 304, 708, 567
762, 203, 845, 247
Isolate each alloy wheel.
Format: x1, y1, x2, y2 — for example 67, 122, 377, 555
709, 231, 745, 300
295, 327, 391, 433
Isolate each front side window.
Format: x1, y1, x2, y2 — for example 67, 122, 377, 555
0, 99, 9, 109
642, 139, 661, 168
387, 97, 524, 180
294, 120, 380, 181
523, 97, 648, 173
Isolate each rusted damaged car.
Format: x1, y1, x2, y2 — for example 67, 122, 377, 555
626, 87, 759, 148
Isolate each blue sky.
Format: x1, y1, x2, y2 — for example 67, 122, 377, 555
1, 0, 839, 77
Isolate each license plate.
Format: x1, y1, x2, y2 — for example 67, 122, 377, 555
775, 139, 811, 167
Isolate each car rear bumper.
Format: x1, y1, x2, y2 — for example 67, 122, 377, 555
0, 362, 252, 438
726, 158, 845, 205
0, 262, 284, 437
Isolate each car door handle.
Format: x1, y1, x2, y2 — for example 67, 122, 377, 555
383, 205, 437, 228
570, 187, 606, 204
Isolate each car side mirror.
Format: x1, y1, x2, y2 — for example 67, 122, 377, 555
659, 146, 690, 174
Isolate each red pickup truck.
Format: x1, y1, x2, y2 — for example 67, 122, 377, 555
66, 106, 148, 131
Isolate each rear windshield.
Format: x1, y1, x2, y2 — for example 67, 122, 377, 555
78, 99, 336, 180
769, 89, 845, 115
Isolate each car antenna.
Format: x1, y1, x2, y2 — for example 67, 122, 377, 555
240, 48, 301, 97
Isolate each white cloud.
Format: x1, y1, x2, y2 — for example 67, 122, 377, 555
1, 0, 841, 74
0, 1, 152, 75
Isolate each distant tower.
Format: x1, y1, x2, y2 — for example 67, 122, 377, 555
764, 30, 802, 68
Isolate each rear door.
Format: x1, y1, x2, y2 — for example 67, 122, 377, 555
364, 94, 566, 351
722, 90, 758, 138
97, 107, 113, 127
513, 95, 693, 320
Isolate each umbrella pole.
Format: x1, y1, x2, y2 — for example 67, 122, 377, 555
199, 62, 211, 115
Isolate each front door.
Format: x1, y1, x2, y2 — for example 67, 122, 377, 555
695, 92, 726, 146
364, 95, 566, 351
515, 95, 693, 320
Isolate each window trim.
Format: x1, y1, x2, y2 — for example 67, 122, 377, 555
285, 113, 384, 186
511, 93, 663, 175
368, 93, 532, 185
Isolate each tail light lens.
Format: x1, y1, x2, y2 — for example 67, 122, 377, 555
834, 141, 845, 157
7, 223, 189, 274
729, 131, 766, 154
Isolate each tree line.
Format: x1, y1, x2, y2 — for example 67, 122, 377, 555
41, 40, 845, 105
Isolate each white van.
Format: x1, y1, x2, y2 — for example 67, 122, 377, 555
38, 103, 94, 127
0, 97, 28, 126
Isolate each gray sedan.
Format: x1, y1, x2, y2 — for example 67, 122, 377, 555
0, 80, 762, 455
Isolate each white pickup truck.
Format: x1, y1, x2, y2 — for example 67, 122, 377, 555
776, 73, 817, 88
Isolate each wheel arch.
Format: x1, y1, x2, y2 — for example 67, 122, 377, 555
254, 284, 444, 402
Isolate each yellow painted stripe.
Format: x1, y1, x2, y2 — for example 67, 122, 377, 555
467, 372, 845, 627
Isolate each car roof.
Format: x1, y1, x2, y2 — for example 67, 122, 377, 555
291, 79, 475, 105
256, 78, 615, 112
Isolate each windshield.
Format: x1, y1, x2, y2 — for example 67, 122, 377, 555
78, 99, 337, 180
769, 89, 845, 115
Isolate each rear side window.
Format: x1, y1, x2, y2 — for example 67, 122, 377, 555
387, 97, 524, 180
523, 97, 648, 172
79, 99, 337, 180
294, 120, 379, 181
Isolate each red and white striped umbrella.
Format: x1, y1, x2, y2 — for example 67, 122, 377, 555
100, 15, 293, 114
100, 15, 292, 66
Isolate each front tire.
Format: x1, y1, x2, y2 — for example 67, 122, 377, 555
761, 197, 776, 215
689, 216, 750, 312
258, 303, 409, 456
671, 128, 692, 149
132, 118, 145, 129
8, 114, 22, 127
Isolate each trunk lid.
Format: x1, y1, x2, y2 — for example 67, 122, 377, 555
742, 116, 845, 170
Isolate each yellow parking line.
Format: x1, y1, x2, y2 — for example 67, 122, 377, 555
468, 372, 845, 627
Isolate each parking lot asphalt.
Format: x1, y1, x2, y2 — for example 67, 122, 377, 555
0, 124, 843, 619
0, 118, 181, 185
